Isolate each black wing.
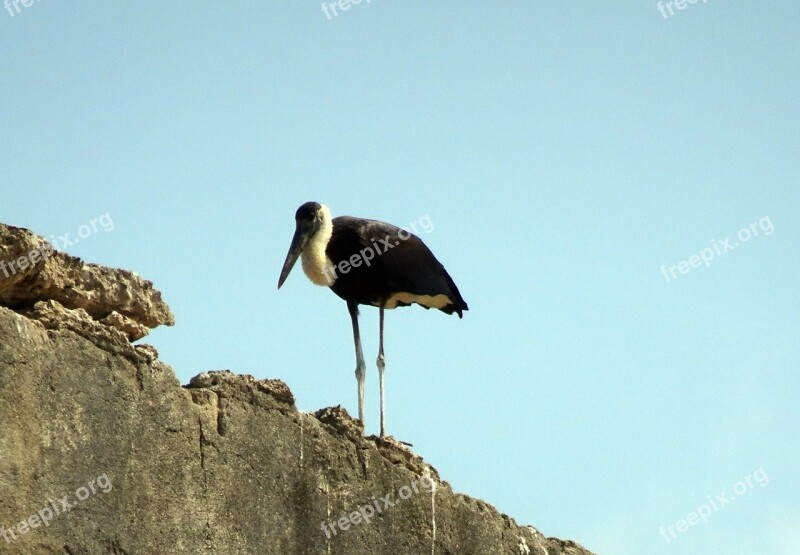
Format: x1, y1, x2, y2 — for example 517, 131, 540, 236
327, 217, 468, 316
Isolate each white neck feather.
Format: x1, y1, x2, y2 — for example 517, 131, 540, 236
301, 204, 335, 286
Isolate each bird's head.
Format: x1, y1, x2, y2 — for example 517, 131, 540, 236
278, 201, 330, 288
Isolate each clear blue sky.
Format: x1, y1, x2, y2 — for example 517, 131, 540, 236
2, 2, 798, 553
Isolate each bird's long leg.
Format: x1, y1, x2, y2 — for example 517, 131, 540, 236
377, 304, 386, 437
348, 300, 366, 427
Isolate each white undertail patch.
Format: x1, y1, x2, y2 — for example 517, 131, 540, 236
301, 204, 336, 286
384, 292, 451, 310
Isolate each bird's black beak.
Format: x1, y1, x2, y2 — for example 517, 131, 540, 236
278, 223, 313, 289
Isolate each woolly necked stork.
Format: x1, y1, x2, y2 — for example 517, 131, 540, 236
277, 202, 468, 437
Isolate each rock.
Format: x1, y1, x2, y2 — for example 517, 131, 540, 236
314, 405, 365, 439
0, 223, 174, 338
188, 369, 296, 407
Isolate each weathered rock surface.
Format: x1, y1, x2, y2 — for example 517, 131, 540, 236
0, 223, 174, 339
0, 223, 595, 555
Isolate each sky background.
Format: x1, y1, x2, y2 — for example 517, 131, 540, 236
2, 2, 798, 554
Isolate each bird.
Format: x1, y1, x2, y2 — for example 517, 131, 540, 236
277, 201, 468, 437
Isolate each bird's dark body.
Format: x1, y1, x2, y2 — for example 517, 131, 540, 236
278, 201, 467, 436
326, 216, 468, 317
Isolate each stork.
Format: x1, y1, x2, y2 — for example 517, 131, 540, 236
277, 202, 468, 437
